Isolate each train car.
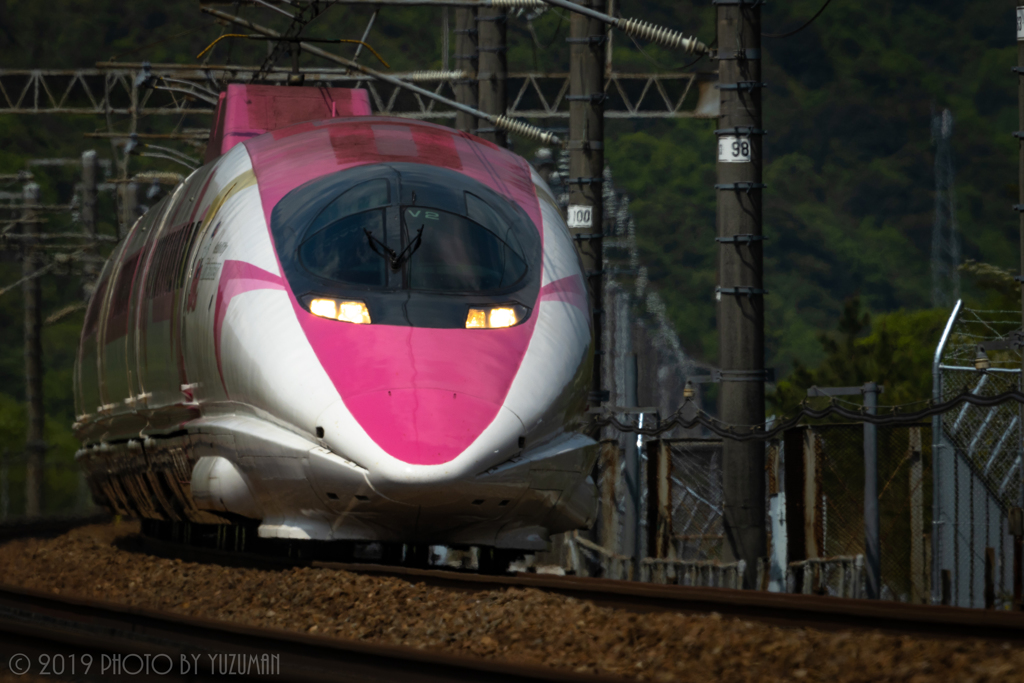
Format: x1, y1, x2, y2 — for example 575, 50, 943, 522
73, 84, 597, 560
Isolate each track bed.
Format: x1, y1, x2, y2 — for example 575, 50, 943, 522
1, 521, 1023, 682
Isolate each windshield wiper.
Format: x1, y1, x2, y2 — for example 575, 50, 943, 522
392, 226, 424, 269
365, 229, 398, 266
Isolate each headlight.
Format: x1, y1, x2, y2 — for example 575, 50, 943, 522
465, 305, 527, 329
308, 298, 372, 324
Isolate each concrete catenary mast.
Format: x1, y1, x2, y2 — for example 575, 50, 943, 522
715, 0, 767, 588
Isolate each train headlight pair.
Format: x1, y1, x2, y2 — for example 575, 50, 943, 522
466, 305, 527, 329
307, 298, 525, 328
309, 298, 372, 324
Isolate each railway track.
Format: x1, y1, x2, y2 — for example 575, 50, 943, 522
4, 520, 1024, 683
0, 583, 627, 683
134, 534, 1024, 644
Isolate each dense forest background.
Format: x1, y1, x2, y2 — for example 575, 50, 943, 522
0, 0, 1018, 512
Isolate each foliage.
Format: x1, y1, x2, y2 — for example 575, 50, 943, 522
768, 298, 950, 416
606, 0, 1018, 375
958, 259, 1020, 311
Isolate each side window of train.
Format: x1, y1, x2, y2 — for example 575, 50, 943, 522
111, 251, 141, 309
155, 164, 217, 297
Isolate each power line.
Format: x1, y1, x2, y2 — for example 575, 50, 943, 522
762, 0, 833, 39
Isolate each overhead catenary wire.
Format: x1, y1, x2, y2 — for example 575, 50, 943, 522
220, 0, 707, 52
202, 6, 562, 146
762, 0, 833, 39
492, 0, 708, 53
0, 251, 87, 299
196, 33, 391, 68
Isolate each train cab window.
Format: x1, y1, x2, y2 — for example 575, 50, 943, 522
312, 178, 389, 229
273, 162, 542, 328
404, 206, 527, 292
300, 211, 387, 287
298, 179, 390, 287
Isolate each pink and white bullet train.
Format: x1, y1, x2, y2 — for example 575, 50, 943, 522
74, 85, 598, 557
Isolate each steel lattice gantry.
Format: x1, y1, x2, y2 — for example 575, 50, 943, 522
0, 66, 718, 120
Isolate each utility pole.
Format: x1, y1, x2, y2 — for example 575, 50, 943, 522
454, 7, 478, 134
931, 109, 960, 308
1016, 2, 1024, 607
119, 181, 137, 239
81, 149, 99, 285
716, 0, 766, 589
1019, 3, 1024, 331
81, 150, 97, 239
22, 182, 44, 517
863, 381, 881, 599
476, 4, 506, 146
568, 0, 606, 409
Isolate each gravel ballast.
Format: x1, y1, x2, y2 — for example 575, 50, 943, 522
0, 522, 1022, 682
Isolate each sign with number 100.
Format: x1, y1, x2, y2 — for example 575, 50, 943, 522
1018, 7, 1024, 40
718, 135, 752, 164
567, 205, 593, 228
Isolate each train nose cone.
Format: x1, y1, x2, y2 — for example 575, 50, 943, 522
293, 317, 536, 468
349, 388, 503, 466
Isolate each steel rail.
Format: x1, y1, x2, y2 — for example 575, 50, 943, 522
0, 583, 628, 683
133, 535, 1024, 643
295, 564, 1024, 642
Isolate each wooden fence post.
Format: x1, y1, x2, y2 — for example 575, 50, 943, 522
599, 439, 620, 555
909, 427, 925, 603
646, 440, 672, 559
785, 427, 821, 592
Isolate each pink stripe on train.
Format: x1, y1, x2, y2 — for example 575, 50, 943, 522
243, 118, 545, 465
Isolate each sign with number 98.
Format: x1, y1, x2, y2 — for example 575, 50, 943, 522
718, 135, 752, 163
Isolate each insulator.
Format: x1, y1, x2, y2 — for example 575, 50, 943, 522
617, 18, 708, 54
489, 0, 547, 8
402, 70, 466, 82
493, 115, 561, 147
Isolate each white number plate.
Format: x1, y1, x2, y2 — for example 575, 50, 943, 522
567, 204, 593, 228
1018, 7, 1024, 40
718, 135, 752, 163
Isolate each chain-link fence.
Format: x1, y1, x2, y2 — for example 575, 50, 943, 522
809, 424, 932, 602
571, 306, 1021, 606
934, 305, 1021, 608
666, 439, 724, 562
646, 427, 933, 601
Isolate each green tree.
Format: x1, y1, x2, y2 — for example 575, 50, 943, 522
769, 298, 950, 416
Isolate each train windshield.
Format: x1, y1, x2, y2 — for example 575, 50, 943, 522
295, 175, 530, 294
273, 163, 542, 328
402, 205, 527, 292
298, 179, 390, 287
300, 210, 387, 287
